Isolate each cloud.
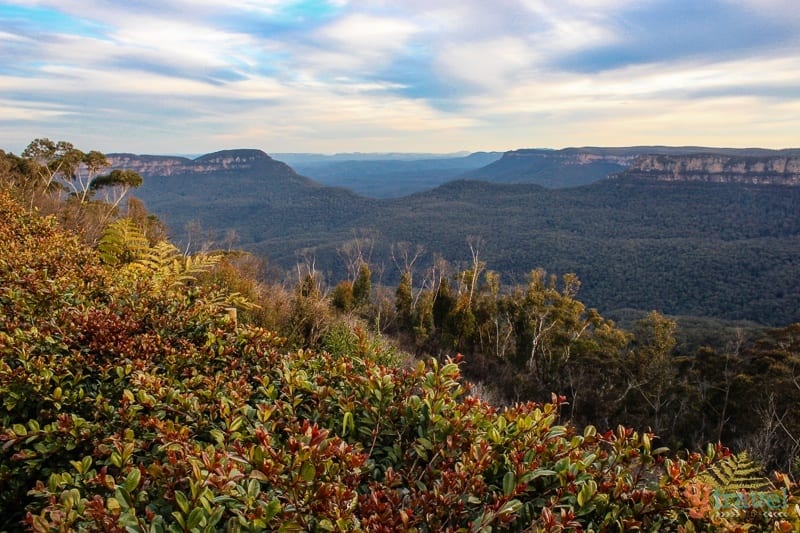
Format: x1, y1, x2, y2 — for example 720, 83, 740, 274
435, 37, 535, 91
552, 0, 800, 72
0, 98, 75, 122
318, 12, 418, 49
0, 0, 799, 153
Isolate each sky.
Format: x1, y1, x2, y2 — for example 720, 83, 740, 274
1, 0, 799, 155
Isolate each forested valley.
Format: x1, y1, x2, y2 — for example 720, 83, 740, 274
2, 139, 800, 531
124, 148, 800, 327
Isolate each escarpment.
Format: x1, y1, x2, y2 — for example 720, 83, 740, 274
617, 154, 800, 185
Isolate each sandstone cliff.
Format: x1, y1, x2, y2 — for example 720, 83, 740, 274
502, 148, 637, 166
618, 154, 800, 185
107, 149, 295, 177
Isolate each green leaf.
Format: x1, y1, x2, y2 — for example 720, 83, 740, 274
107, 497, 121, 512
60, 488, 81, 509
115, 486, 134, 509
229, 415, 244, 433
171, 512, 186, 529
124, 468, 141, 492
498, 498, 522, 515
581, 480, 597, 504
249, 470, 269, 482
417, 436, 433, 450
174, 490, 190, 514
111, 451, 123, 468
264, 497, 281, 522
412, 444, 429, 460
300, 461, 316, 482
341, 411, 354, 436
205, 506, 224, 529
503, 471, 516, 497
69, 458, 85, 474
530, 468, 556, 480
209, 428, 225, 444
247, 478, 260, 499
186, 508, 204, 531
82, 455, 93, 474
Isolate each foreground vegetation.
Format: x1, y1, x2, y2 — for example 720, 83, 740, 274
0, 189, 796, 533
2, 140, 800, 531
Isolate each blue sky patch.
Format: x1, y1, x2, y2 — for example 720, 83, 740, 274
0, 4, 109, 39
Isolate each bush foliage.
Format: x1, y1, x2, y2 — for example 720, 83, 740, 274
1, 189, 798, 531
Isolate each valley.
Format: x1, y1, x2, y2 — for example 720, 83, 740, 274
112, 146, 800, 326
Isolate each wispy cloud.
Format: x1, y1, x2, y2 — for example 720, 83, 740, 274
0, 0, 798, 153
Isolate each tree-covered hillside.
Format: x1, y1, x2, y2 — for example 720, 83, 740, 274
375, 178, 800, 324
2, 168, 799, 530
129, 154, 800, 325
459, 149, 625, 188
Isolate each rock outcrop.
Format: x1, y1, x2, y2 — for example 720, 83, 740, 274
501, 148, 637, 166
107, 149, 294, 177
617, 154, 800, 186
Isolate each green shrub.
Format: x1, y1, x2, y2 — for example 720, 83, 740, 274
2, 191, 798, 532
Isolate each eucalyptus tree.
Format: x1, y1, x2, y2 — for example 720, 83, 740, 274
21, 138, 142, 205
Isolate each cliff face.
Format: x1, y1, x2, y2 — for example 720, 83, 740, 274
502, 149, 636, 166
619, 154, 800, 185
107, 149, 295, 177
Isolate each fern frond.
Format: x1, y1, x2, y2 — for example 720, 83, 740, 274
100, 221, 228, 292
225, 291, 261, 311
127, 243, 222, 287
698, 452, 773, 493
182, 253, 222, 277
133, 241, 181, 272
98, 218, 150, 265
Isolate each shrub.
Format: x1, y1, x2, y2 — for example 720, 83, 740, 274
2, 191, 798, 531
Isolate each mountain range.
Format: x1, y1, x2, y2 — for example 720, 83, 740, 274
287, 151, 503, 198
110, 146, 800, 325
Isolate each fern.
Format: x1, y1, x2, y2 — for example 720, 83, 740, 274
698, 451, 774, 493
98, 217, 253, 314
130, 241, 181, 276
202, 290, 260, 317
98, 218, 150, 266
181, 251, 222, 279
99, 218, 221, 287
131, 241, 221, 286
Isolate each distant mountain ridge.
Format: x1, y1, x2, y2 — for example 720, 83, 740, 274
461, 148, 629, 188
109, 146, 800, 194
290, 152, 503, 198
113, 148, 372, 258
108, 149, 296, 177
462, 146, 800, 188
273, 151, 473, 164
